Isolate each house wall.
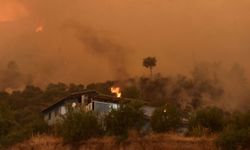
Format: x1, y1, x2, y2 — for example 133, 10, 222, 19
92, 101, 119, 113
142, 106, 155, 118
44, 105, 69, 125
44, 110, 56, 125
85, 102, 93, 112
43, 94, 92, 125
44, 101, 156, 129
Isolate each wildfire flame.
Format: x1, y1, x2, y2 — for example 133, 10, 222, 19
111, 87, 122, 98
35, 25, 43, 33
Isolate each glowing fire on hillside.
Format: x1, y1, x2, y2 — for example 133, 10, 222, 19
111, 87, 122, 98
35, 25, 44, 33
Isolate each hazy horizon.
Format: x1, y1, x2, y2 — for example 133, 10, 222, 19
1, 0, 250, 89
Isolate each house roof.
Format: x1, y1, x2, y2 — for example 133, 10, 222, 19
42, 90, 147, 114
93, 94, 129, 103
41, 90, 98, 114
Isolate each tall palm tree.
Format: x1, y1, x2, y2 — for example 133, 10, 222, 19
143, 57, 157, 78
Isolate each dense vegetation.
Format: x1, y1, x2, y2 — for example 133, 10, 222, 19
0, 83, 84, 147
188, 107, 226, 135
0, 62, 249, 149
216, 111, 250, 150
105, 100, 145, 137
57, 110, 102, 142
151, 104, 181, 133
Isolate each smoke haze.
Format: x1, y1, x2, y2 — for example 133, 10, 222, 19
68, 23, 131, 79
0, 61, 32, 91
0, 0, 250, 90
190, 62, 250, 111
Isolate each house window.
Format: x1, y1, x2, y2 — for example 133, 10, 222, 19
111, 104, 119, 110
61, 106, 66, 115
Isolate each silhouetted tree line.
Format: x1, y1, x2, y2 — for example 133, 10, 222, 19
0, 80, 249, 149
0, 83, 86, 147
0, 62, 249, 149
0, 68, 224, 145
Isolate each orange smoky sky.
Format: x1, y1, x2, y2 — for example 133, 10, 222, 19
0, 0, 28, 22
0, 0, 250, 87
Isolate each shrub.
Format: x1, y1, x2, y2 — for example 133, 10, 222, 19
216, 111, 250, 150
0, 127, 31, 147
189, 125, 211, 137
28, 115, 49, 134
58, 111, 102, 142
0, 104, 18, 147
0, 105, 16, 137
105, 101, 145, 137
151, 104, 181, 133
123, 86, 140, 99
216, 127, 250, 150
228, 111, 250, 130
189, 107, 225, 134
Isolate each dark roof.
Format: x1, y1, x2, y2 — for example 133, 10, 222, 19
41, 90, 145, 114
93, 94, 127, 103
41, 90, 97, 114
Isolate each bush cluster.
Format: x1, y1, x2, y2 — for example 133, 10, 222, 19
189, 107, 225, 135
216, 111, 250, 150
58, 105, 250, 150
105, 101, 145, 137
57, 101, 146, 142
1, 82, 249, 150
0, 109, 48, 148
150, 104, 181, 133
57, 110, 102, 142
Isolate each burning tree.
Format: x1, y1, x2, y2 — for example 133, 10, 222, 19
143, 57, 157, 77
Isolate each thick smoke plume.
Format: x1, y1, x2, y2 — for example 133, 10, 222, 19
0, 0, 250, 107
180, 62, 250, 111
69, 24, 131, 79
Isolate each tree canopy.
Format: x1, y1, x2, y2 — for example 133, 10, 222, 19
143, 57, 157, 77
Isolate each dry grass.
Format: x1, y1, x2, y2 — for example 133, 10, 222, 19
8, 133, 217, 150
8, 135, 64, 150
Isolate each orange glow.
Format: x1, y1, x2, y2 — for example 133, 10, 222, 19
35, 26, 44, 33
111, 87, 122, 98
0, 1, 28, 23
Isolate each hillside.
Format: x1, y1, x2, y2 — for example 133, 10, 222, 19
9, 133, 216, 150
